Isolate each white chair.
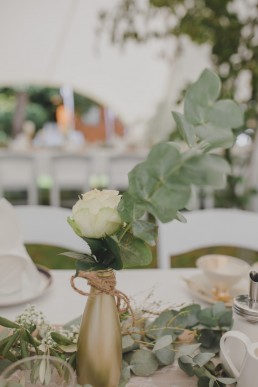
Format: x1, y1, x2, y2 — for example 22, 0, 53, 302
157, 208, 258, 269
107, 154, 145, 191
15, 205, 88, 253
49, 154, 91, 207
0, 153, 38, 205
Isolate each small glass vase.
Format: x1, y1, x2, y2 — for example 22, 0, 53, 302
76, 269, 122, 387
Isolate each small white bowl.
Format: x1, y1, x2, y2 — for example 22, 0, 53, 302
196, 254, 250, 291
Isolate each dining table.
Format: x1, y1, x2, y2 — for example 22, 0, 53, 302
0, 268, 206, 324
0, 268, 237, 386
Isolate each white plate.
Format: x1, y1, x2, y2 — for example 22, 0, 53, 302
0, 265, 52, 307
184, 273, 248, 307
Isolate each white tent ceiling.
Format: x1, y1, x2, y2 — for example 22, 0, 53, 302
0, 0, 210, 140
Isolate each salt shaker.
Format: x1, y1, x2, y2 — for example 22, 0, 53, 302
220, 271, 258, 373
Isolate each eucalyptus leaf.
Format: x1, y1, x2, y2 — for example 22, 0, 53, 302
147, 181, 191, 222
155, 344, 175, 366
178, 356, 195, 377
146, 309, 177, 340
130, 349, 159, 377
181, 154, 230, 188
153, 335, 173, 351
198, 308, 217, 327
197, 330, 221, 352
177, 343, 201, 358
122, 335, 139, 353
186, 69, 221, 107
118, 361, 131, 387
122, 335, 134, 349
118, 191, 145, 223
216, 377, 236, 384
218, 311, 232, 327
119, 232, 152, 268
212, 302, 226, 316
192, 365, 211, 378
170, 304, 200, 331
193, 352, 215, 367
128, 142, 192, 222
195, 123, 235, 150
132, 219, 157, 245
172, 111, 196, 146
206, 100, 244, 129
197, 376, 211, 387
184, 69, 221, 125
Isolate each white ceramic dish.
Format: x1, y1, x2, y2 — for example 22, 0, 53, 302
184, 273, 248, 307
0, 265, 52, 307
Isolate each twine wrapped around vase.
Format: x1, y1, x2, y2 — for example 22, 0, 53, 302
71, 270, 134, 322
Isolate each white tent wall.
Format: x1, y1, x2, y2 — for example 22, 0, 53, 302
0, 0, 210, 143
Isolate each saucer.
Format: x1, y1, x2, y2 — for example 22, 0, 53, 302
0, 265, 52, 307
184, 273, 248, 307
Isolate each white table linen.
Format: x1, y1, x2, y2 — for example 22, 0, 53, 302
0, 268, 201, 324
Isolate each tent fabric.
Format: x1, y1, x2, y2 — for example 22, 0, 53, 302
0, 0, 210, 140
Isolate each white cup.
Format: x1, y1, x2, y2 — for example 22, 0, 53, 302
220, 330, 258, 387
196, 254, 250, 291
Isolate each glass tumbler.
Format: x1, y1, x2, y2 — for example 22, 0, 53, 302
0, 355, 76, 387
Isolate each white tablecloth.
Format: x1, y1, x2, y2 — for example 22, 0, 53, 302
0, 268, 224, 387
0, 268, 202, 324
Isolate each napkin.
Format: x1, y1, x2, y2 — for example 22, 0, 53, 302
0, 198, 41, 295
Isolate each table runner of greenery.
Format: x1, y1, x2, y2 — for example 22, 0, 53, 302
0, 302, 236, 387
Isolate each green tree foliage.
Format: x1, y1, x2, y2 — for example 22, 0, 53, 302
100, 0, 258, 109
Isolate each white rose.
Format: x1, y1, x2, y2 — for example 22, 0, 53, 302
72, 189, 122, 238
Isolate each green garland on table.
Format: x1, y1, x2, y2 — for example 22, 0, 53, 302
0, 302, 236, 387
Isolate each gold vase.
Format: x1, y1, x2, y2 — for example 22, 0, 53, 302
76, 270, 122, 387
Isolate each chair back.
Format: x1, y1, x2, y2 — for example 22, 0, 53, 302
157, 208, 258, 269
15, 205, 88, 252
0, 153, 38, 204
50, 154, 91, 206
107, 154, 145, 191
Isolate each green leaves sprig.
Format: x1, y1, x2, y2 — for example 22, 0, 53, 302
64, 69, 243, 271
116, 69, 243, 267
